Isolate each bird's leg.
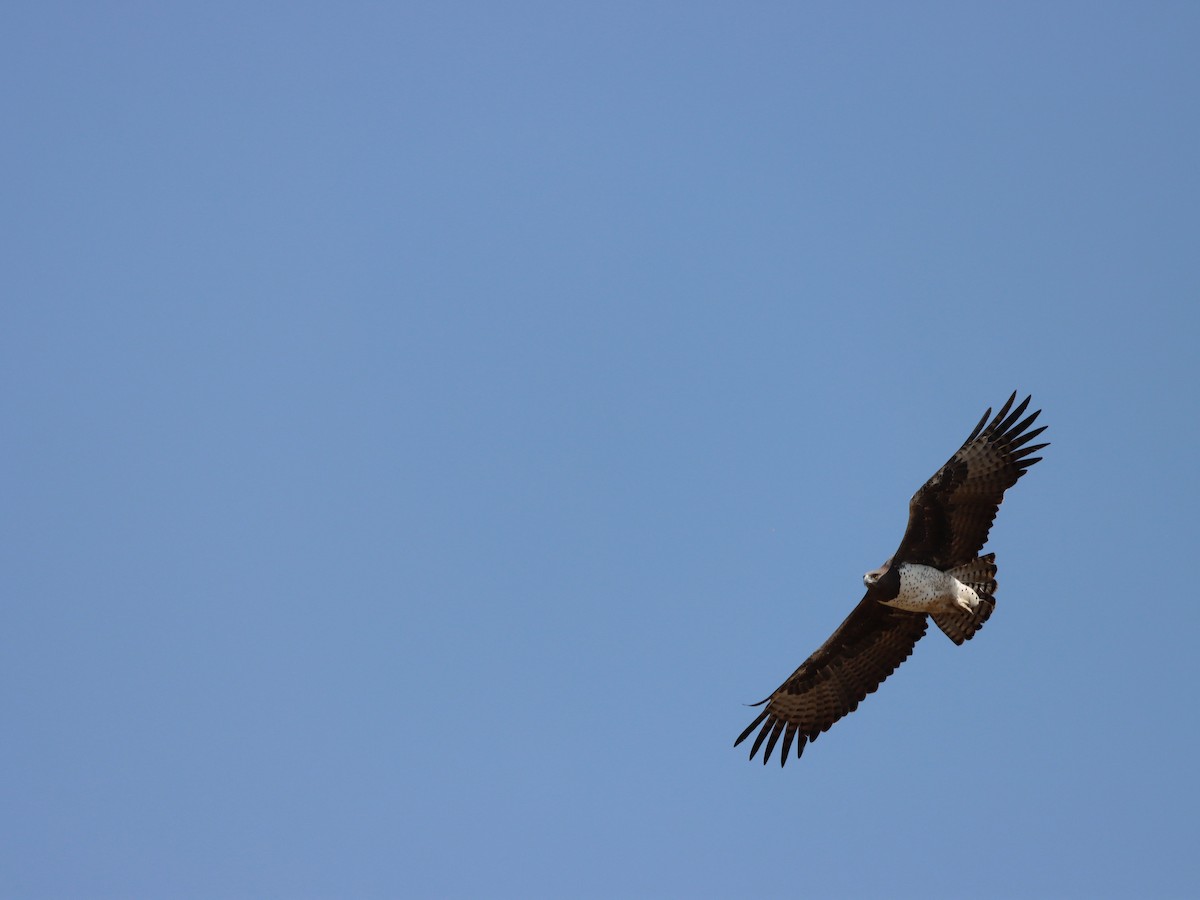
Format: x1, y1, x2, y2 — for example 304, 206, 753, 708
952, 578, 981, 613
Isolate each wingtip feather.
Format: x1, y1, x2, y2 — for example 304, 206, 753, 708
1009, 422, 1047, 449
997, 394, 1032, 433
779, 725, 797, 764
761, 718, 786, 764
748, 719, 773, 761
964, 406, 992, 444
988, 392, 1018, 432
734, 708, 770, 749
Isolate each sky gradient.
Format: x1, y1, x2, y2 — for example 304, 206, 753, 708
4, 3, 1198, 898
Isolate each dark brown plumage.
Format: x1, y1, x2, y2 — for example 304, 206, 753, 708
893, 393, 1047, 570
735, 393, 1048, 766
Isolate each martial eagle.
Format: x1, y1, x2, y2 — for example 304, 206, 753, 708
735, 392, 1048, 766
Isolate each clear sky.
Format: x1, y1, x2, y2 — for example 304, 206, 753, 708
4, 3, 1198, 898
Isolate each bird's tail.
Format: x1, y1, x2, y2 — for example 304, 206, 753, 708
932, 554, 997, 645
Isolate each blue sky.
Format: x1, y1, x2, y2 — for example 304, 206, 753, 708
4, 3, 1198, 897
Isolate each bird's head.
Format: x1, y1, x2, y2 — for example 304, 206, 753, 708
863, 558, 893, 588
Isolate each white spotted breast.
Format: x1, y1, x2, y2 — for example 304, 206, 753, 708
883, 563, 965, 613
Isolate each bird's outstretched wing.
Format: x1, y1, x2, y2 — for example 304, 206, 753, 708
894, 392, 1048, 569
734, 598, 928, 766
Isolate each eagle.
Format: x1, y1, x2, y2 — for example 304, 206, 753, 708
735, 392, 1048, 766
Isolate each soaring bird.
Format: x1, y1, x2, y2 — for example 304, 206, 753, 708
735, 392, 1048, 766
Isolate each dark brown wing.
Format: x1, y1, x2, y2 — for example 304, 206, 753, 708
895, 392, 1048, 569
734, 597, 928, 766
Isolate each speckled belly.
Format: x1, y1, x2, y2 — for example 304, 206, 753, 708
884, 563, 967, 613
